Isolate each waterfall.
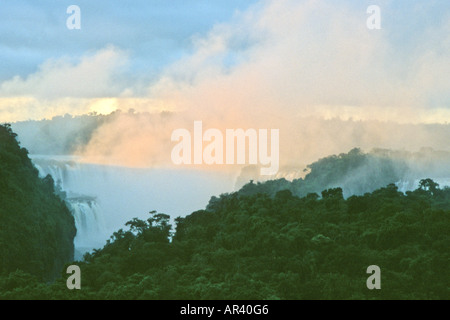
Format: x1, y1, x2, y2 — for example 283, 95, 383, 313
32, 156, 109, 258
30, 155, 236, 259
26, 152, 450, 262
67, 197, 107, 249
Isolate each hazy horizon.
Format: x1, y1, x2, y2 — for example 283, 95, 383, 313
1, 0, 449, 173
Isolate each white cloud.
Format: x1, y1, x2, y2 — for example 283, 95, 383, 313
146, 0, 450, 123
3, 0, 450, 169
0, 46, 129, 100
75, 0, 450, 169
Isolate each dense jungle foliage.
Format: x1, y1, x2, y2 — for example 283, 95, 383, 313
2, 181, 449, 298
0, 125, 448, 299
0, 124, 76, 282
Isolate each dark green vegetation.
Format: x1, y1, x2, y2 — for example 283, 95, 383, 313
0, 126, 448, 299
2, 181, 449, 299
0, 124, 76, 282
239, 147, 450, 198
71, 182, 450, 299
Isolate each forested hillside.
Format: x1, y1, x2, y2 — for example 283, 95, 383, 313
239, 148, 450, 198
2, 177, 448, 299
0, 124, 76, 282
1, 125, 448, 299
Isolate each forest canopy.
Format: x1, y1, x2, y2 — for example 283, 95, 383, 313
1, 177, 448, 299
0, 124, 448, 299
0, 124, 76, 282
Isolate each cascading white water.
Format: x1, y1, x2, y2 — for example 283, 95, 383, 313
32, 156, 109, 258
67, 197, 107, 248
30, 155, 237, 258
30, 153, 450, 261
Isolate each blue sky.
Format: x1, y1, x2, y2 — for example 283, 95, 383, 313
0, 0, 259, 81
0, 0, 449, 123
1, 0, 449, 170
1, 0, 448, 81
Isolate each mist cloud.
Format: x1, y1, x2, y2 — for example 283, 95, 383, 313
78, 0, 450, 168
0, 47, 132, 121
5, 0, 450, 170
141, 1, 450, 122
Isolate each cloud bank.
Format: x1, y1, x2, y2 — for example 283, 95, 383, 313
4, 0, 450, 170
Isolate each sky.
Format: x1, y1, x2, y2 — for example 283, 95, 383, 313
1, 0, 450, 169
0, 0, 259, 80
0, 0, 449, 118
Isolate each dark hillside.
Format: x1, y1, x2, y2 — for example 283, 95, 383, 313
0, 124, 76, 282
